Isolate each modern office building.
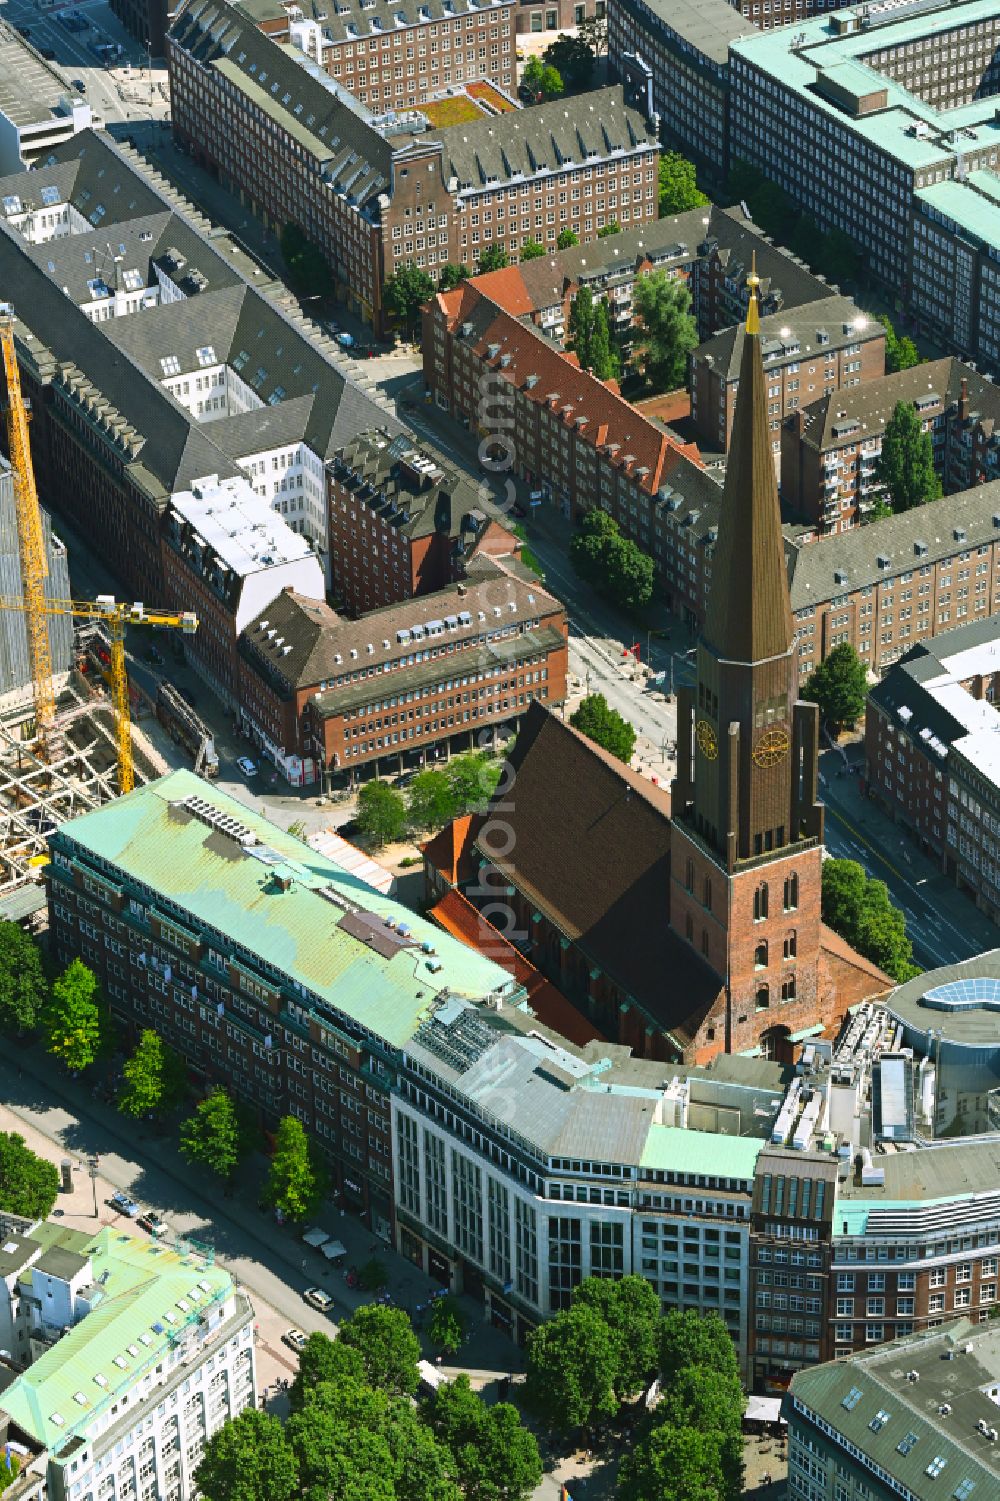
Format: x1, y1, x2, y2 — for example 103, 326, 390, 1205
168, 0, 658, 334
728, 0, 1000, 369
787, 1321, 1000, 1501
238, 554, 568, 781
866, 616, 1000, 921
0, 128, 399, 603
239, 0, 518, 109
782, 361, 1000, 531
326, 430, 515, 617
0, 22, 93, 174
690, 295, 884, 452
0, 1220, 254, 1501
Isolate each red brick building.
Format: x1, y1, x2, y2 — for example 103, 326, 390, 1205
782, 359, 1000, 533
690, 295, 885, 453
238, 555, 567, 780
327, 429, 517, 615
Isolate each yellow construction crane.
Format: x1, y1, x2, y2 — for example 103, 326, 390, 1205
0, 303, 55, 738
0, 595, 197, 794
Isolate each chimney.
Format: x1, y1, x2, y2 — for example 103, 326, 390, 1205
959, 376, 970, 423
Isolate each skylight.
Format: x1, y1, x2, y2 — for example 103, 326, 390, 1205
160, 355, 181, 377
842, 1388, 863, 1411
196, 345, 216, 366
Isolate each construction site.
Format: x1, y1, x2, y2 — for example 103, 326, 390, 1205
0, 307, 205, 924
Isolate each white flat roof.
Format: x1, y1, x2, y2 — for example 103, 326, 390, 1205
169, 474, 313, 577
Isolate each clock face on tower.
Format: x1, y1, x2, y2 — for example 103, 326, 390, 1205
696, 720, 718, 760
753, 726, 790, 768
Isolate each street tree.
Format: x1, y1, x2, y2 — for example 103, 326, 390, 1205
821, 859, 918, 983
820, 858, 869, 937
659, 1309, 741, 1387
288, 1398, 397, 1501
802, 642, 869, 730
522, 56, 562, 100
543, 34, 593, 89
0, 1130, 59, 1220
41, 958, 102, 1073
446, 750, 503, 814
878, 313, 920, 372
519, 239, 545, 261
556, 228, 579, 249
117, 1028, 187, 1118
618, 1423, 727, 1501
569, 506, 618, 589
657, 1366, 744, 1499
289, 1334, 366, 1411
179, 1088, 258, 1180
279, 222, 332, 298
568, 284, 596, 369
0, 920, 47, 1033
338, 1304, 422, 1396
263, 1114, 327, 1222
525, 1304, 619, 1435
384, 263, 436, 338
633, 270, 698, 392
477, 245, 509, 273
588, 299, 619, 382
357, 780, 408, 847
573, 1274, 661, 1399
428, 1295, 465, 1356
423, 1373, 542, 1501
438, 262, 472, 291
658, 152, 708, 216
570, 694, 636, 765
569, 508, 654, 613
406, 770, 456, 832
194, 1409, 299, 1501
875, 400, 942, 513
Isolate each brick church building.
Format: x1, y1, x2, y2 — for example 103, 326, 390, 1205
424, 270, 889, 1064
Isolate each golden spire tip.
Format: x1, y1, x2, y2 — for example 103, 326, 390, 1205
746, 250, 760, 335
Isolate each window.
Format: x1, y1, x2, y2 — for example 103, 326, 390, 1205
755, 985, 770, 1011
754, 883, 769, 921
755, 941, 768, 969
783, 873, 798, 910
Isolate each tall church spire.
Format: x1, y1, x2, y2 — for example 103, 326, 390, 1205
703, 256, 794, 665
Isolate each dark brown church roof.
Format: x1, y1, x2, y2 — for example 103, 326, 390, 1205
703, 295, 795, 665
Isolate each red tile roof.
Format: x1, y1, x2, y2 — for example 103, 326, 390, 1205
421, 813, 480, 887
429, 888, 607, 1047
433, 284, 702, 496
465, 265, 535, 316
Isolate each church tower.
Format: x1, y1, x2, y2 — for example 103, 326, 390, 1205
670, 262, 825, 1062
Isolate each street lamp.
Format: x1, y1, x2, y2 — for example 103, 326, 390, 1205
87, 1154, 99, 1218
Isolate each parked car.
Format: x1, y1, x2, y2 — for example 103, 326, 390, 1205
303, 1287, 335, 1314
235, 755, 258, 779
336, 331, 354, 348
109, 1191, 140, 1218
282, 1327, 309, 1353
71, 78, 86, 92
137, 1211, 167, 1237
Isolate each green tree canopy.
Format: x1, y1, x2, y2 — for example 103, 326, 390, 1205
406, 769, 455, 832
117, 1028, 187, 1118
570, 693, 636, 765
878, 313, 921, 372
41, 958, 102, 1073
657, 1366, 744, 1499
525, 1304, 619, 1435
357, 780, 408, 847
438, 262, 472, 291
179, 1088, 258, 1180
422, 1373, 542, 1501
569, 508, 655, 613
597, 220, 622, 238
194, 1408, 299, 1501
522, 55, 562, 99
478, 244, 509, 274
543, 34, 593, 89
279, 222, 332, 299
556, 228, 579, 249
658, 151, 709, 216
875, 400, 942, 513
0, 1130, 59, 1220
821, 859, 918, 983
288, 1394, 397, 1501
519, 239, 545, 261
384, 263, 436, 337
290, 1333, 366, 1411
428, 1295, 465, 1356
573, 1274, 661, 1399
633, 269, 698, 392
263, 1114, 327, 1222
0, 921, 47, 1033
569, 284, 596, 370
445, 751, 502, 815
802, 642, 869, 730
587, 298, 620, 382
659, 1309, 741, 1387
338, 1304, 422, 1396
618, 1423, 728, 1501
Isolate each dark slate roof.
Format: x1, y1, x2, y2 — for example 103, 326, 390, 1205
707, 205, 834, 316
330, 429, 487, 542
475, 702, 722, 1046
867, 651, 969, 755
170, 0, 396, 215
696, 294, 879, 382
787, 479, 1000, 612
240, 0, 512, 44
437, 86, 656, 192
703, 314, 794, 662
794, 357, 1000, 453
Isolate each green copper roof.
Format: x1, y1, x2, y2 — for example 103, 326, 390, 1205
640, 1123, 763, 1182
1, 1227, 233, 1453
52, 770, 518, 1050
